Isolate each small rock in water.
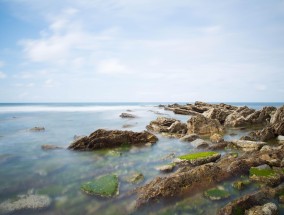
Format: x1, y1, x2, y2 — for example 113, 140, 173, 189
120, 113, 136, 118
180, 134, 200, 142
30, 127, 45, 132
0, 194, 51, 214
189, 139, 210, 149
232, 180, 250, 190
41, 144, 63, 150
155, 164, 175, 173
122, 124, 134, 128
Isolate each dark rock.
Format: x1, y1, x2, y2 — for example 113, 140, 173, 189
68, 129, 158, 151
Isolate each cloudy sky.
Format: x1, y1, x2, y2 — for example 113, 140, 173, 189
0, 0, 284, 102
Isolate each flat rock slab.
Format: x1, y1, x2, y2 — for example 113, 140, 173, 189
232, 140, 266, 151
68, 129, 158, 151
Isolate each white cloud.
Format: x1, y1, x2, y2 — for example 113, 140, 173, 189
97, 59, 130, 74
0, 71, 7, 79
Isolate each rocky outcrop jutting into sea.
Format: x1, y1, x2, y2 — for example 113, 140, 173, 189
68, 129, 158, 150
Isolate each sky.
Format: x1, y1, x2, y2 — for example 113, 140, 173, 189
0, 0, 284, 102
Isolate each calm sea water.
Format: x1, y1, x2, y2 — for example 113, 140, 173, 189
0, 102, 283, 215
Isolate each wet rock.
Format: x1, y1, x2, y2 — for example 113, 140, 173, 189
155, 164, 175, 173
176, 151, 221, 166
179, 134, 200, 142
204, 187, 230, 200
187, 115, 224, 135
120, 113, 136, 118
68, 129, 158, 151
126, 173, 144, 184
245, 202, 278, 215
232, 140, 266, 152
41, 144, 63, 150
81, 174, 119, 197
135, 148, 284, 208
218, 189, 274, 215
210, 133, 224, 143
0, 194, 51, 214
189, 139, 210, 149
146, 117, 187, 137
30, 127, 45, 132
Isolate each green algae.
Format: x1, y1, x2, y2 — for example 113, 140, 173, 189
179, 151, 217, 161
204, 188, 230, 200
249, 167, 277, 177
232, 180, 250, 190
81, 174, 119, 197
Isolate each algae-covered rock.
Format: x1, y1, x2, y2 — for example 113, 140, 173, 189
204, 187, 230, 200
81, 174, 119, 197
249, 166, 281, 186
0, 194, 51, 214
177, 151, 221, 166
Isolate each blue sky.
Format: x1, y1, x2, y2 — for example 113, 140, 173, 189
0, 0, 284, 102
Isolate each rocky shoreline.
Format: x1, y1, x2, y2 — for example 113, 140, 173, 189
2, 101, 283, 214
65, 101, 284, 214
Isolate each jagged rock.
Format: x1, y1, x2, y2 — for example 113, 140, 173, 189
245, 202, 278, 215
232, 140, 266, 152
187, 115, 224, 135
203, 108, 231, 124
210, 133, 224, 143
120, 113, 136, 118
179, 134, 200, 142
244, 126, 276, 142
224, 106, 255, 127
30, 127, 45, 132
0, 194, 51, 214
68, 129, 158, 151
146, 117, 187, 137
270, 105, 284, 135
41, 144, 63, 150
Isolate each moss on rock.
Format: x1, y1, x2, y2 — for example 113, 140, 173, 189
81, 174, 119, 197
179, 151, 218, 161
204, 188, 230, 200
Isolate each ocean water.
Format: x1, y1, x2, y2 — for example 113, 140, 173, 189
0, 102, 283, 215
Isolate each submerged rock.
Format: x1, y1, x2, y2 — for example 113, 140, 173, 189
30, 127, 45, 132
146, 117, 187, 137
120, 113, 136, 118
179, 134, 200, 142
187, 115, 224, 135
176, 151, 221, 166
0, 194, 51, 214
189, 139, 210, 149
81, 174, 119, 197
41, 144, 63, 150
232, 179, 251, 190
68, 129, 158, 151
204, 187, 230, 200
126, 173, 144, 184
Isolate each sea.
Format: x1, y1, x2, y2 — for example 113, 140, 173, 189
0, 102, 283, 215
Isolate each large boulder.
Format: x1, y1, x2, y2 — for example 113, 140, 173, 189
68, 129, 158, 151
187, 115, 224, 135
146, 117, 187, 137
